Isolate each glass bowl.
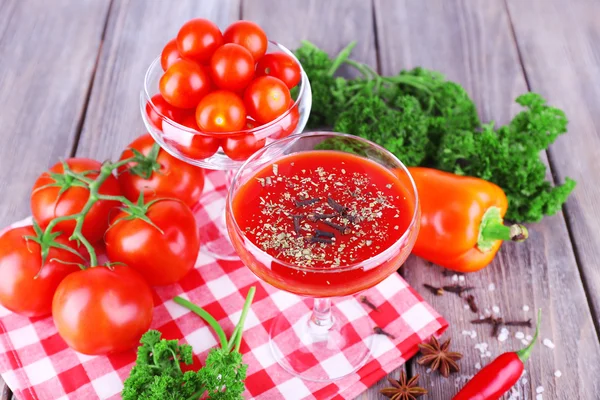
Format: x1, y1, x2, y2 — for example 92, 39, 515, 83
140, 41, 312, 170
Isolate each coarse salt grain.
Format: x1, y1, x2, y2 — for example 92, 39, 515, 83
536, 386, 544, 394
536, 394, 543, 400
554, 370, 562, 377
452, 274, 459, 282
459, 275, 465, 282
475, 362, 481, 370
464, 304, 470, 310
488, 283, 496, 291
426, 368, 432, 373
515, 331, 525, 340
470, 331, 477, 339
543, 338, 555, 349
492, 305, 500, 314
485, 351, 491, 357
523, 305, 530, 311
526, 335, 533, 341
521, 339, 530, 346
522, 378, 528, 385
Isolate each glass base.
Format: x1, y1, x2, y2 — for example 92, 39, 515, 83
269, 298, 374, 382
199, 204, 240, 261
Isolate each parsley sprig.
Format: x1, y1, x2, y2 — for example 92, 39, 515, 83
122, 287, 256, 400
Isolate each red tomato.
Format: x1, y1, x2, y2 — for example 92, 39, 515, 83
222, 134, 266, 161
159, 59, 211, 109
160, 38, 181, 71
31, 158, 121, 243
244, 76, 291, 124
146, 94, 184, 130
209, 43, 255, 91
272, 103, 300, 139
223, 20, 268, 60
105, 199, 199, 286
196, 90, 246, 132
177, 18, 223, 63
169, 113, 221, 159
245, 116, 258, 130
256, 52, 301, 89
117, 134, 205, 207
0, 226, 82, 317
52, 266, 153, 355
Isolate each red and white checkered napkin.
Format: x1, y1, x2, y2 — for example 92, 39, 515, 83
0, 171, 447, 400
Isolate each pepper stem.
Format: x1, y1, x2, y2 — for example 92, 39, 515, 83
477, 206, 528, 252
516, 309, 542, 363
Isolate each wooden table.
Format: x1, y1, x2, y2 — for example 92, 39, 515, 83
1, 0, 599, 398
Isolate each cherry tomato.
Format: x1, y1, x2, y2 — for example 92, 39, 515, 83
0, 226, 82, 317
222, 134, 266, 161
117, 134, 205, 207
31, 158, 121, 243
244, 76, 291, 124
223, 20, 268, 60
196, 90, 246, 133
209, 43, 255, 91
272, 102, 300, 139
159, 59, 211, 109
160, 38, 181, 71
146, 94, 184, 130
169, 113, 221, 159
176, 18, 223, 63
52, 266, 153, 355
256, 52, 301, 89
105, 199, 199, 286
245, 116, 258, 130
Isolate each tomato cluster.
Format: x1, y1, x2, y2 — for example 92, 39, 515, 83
0, 134, 204, 355
148, 19, 302, 161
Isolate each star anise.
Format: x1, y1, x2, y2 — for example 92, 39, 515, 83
417, 336, 462, 378
380, 371, 427, 400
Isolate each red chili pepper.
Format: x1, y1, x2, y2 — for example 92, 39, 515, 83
453, 310, 541, 400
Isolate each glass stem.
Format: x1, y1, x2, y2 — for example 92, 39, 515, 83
310, 298, 334, 328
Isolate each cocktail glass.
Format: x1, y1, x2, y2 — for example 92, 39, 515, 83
226, 132, 420, 381
140, 41, 312, 260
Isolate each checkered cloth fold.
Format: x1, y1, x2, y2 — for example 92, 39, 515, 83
0, 171, 447, 400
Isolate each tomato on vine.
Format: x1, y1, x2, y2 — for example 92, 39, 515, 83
223, 20, 268, 60
31, 158, 121, 244
244, 76, 291, 124
256, 52, 301, 89
117, 134, 205, 207
176, 18, 223, 63
0, 225, 83, 317
159, 59, 211, 109
222, 134, 266, 161
196, 90, 246, 132
160, 38, 181, 71
52, 265, 154, 355
209, 43, 255, 91
105, 197, 199, 286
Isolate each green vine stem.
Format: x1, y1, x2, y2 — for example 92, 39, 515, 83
40, 157, 135, 266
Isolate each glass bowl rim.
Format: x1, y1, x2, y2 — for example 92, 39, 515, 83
142, 40, 309, 138
226, 131, 420, 274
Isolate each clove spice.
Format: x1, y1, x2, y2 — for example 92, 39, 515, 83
423, 284, 444, 296
443, 285, 474, 297
315, 229, 334, 238
295, 198, 320, 207
307, 212, 336, 222
471, 316, 532, 337
323, 220, 351, 235
465, 295, 479, 313
360, 296, 379, 312
309, 237, 333, 244
374, 326, 395, 339
327, 196, 347, 215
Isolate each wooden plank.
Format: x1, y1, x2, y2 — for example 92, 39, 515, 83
506, 0, 600, 330
75, 0, 240, 160
241, 2, 405, 398
0, 0, 111, 397
0, 0, 111, 227
374, 0, 600, 399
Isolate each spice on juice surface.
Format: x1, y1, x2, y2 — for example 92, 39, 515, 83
232, 151, 413, 268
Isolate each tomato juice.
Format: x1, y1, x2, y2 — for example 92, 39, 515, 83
228, 150, 418, 297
